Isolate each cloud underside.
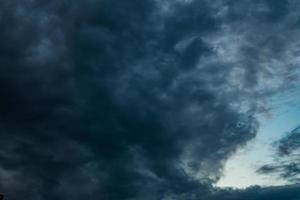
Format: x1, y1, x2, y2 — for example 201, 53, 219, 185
0, 0, 299, 199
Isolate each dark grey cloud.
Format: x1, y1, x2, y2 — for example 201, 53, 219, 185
213, 184, 300, 200
278, 127, 300, 156
0, 0, 299, 199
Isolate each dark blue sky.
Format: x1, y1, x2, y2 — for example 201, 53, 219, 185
0, 0, 300, 199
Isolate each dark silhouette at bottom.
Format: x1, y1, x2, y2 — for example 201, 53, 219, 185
0, 193, 4, 200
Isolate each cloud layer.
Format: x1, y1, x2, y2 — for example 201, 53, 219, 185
0, 0, 299, 199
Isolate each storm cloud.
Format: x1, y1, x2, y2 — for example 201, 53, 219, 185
0, 0, 299, 199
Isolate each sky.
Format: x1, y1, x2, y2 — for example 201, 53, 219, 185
218, 85, 300, 188
1, 0, 300, 200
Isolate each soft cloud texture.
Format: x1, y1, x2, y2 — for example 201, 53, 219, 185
0, 0, 299, 199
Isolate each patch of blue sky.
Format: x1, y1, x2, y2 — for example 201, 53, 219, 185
217, 83, 300, 188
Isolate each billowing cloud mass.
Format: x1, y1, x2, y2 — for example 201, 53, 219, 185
0, 0, 300, 199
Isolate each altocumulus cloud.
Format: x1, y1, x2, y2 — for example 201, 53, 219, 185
0, 0, 300, 199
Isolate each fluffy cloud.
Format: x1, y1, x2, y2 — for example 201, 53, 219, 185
0, 0, 299, 199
